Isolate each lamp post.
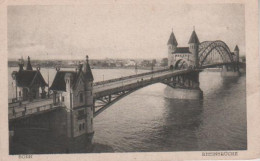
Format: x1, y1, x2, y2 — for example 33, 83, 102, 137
135, 62, 138, 75
47, 53, 50, 98
103, 74, 104, 87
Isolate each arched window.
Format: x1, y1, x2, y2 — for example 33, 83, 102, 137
80, 93, 83, 102
79, 124, 82, 131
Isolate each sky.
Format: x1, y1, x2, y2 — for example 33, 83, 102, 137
7, 4, 245, 60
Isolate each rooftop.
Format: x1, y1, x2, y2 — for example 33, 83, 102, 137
188, 31, 200, 44
172, 47, 191, 54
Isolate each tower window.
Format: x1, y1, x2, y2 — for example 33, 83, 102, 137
80, 93, 83, 102
79, 124, 82, 131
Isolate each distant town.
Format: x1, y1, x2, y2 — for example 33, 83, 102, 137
8, 57, 169, 70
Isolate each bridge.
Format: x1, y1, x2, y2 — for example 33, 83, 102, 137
9, 68, 202, 120
9, 30, 246, 153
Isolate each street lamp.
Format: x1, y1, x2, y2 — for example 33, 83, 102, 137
47, 52, 50, 98
103, 74, 104, 87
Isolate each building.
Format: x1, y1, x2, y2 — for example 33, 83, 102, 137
168, 30, 200, 69
50, 56, 94, 139
125, 60, 136, 67
11, 56, 48, 102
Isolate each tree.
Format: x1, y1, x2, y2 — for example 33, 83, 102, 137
161, 58, 168, 67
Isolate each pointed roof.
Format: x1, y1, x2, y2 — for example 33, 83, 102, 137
188, 30, 200, 44
14, 70, 47, 87
26, 56, 33, 70
167, 32, 178, 46
50, 71, 77, 91
82, 55, 94, 81
50, 56, 94, 91
234, 45, 239, 51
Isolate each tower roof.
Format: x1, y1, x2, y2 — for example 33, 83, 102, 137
82, 55, 94, 81
188, 30, 200, 44
50, 56, 94, 92
167, 32, 178, 46
14, 70, 47, 87
50, 71, 77, 91
234, 45, 239, 51
26, 56, 33, 70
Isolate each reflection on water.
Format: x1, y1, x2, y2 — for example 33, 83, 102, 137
93, 71, 246, 152
8, 68, 247, 153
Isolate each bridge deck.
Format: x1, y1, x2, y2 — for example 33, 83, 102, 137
9, 62, 241, 120
93, 70, 174, 93
93, 69, 203, 99
8, 98, 61, 121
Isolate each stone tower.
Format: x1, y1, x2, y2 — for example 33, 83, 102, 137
50, 56, 94, 152
26, 56, 33, 70
234, 45, 239, 63
18, 57, 24, 72
62, 56, 94, 139
188, 30, 200, 68
167, 31, 178, 67
82, 56, 94, 135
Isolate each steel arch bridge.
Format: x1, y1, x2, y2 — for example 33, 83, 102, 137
198, 40, 234, 67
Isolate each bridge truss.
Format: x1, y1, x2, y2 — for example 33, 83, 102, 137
93, 69, 202, 117
198, 40, 234, 67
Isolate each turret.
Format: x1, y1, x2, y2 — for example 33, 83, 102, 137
64, 73, 74, 109
82, 55, 94, 134
64, 73, 73, 92
167, 31, 178, 67
167, 31, 178, 53
26, 56, 33, 70
188, 29, 200, 67
234, 45, 239, 62
18, 57, 24, 72
82, 55, 94, 82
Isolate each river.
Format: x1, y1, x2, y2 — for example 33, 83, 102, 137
8, 67, 247, 152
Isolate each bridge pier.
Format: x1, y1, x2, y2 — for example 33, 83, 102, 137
221, 65, 240, 77
164, 87, 203, 100
163, 71, 203, 100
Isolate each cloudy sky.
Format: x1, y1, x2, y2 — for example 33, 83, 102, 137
8, 4, 245, 60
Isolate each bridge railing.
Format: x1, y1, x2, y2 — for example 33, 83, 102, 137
8, 92, 54, 106
93, 68, 169, 86
8, 97, 23, 104
94, 69, 197, 98
8, 101, 63, 120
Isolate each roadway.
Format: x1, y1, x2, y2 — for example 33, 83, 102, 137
93, 69, 186, 93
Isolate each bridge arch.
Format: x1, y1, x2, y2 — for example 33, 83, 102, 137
174, 58, 190, 69
94, 69, 201, 117
198, 40, 234, 66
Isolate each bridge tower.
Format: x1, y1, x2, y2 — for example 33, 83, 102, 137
234, 45, 240, 72
49, 56, 94, 152
167, 30, 178, 68
188, 29, 200, 68
234, 45, 240, 63
64, 56, 94, 142
221, 45, 240, 76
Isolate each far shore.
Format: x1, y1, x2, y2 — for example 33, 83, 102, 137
8, 65, 167, 71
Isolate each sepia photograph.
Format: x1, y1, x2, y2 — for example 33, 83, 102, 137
0, 0, 258, 160
7, 3, 248, 154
